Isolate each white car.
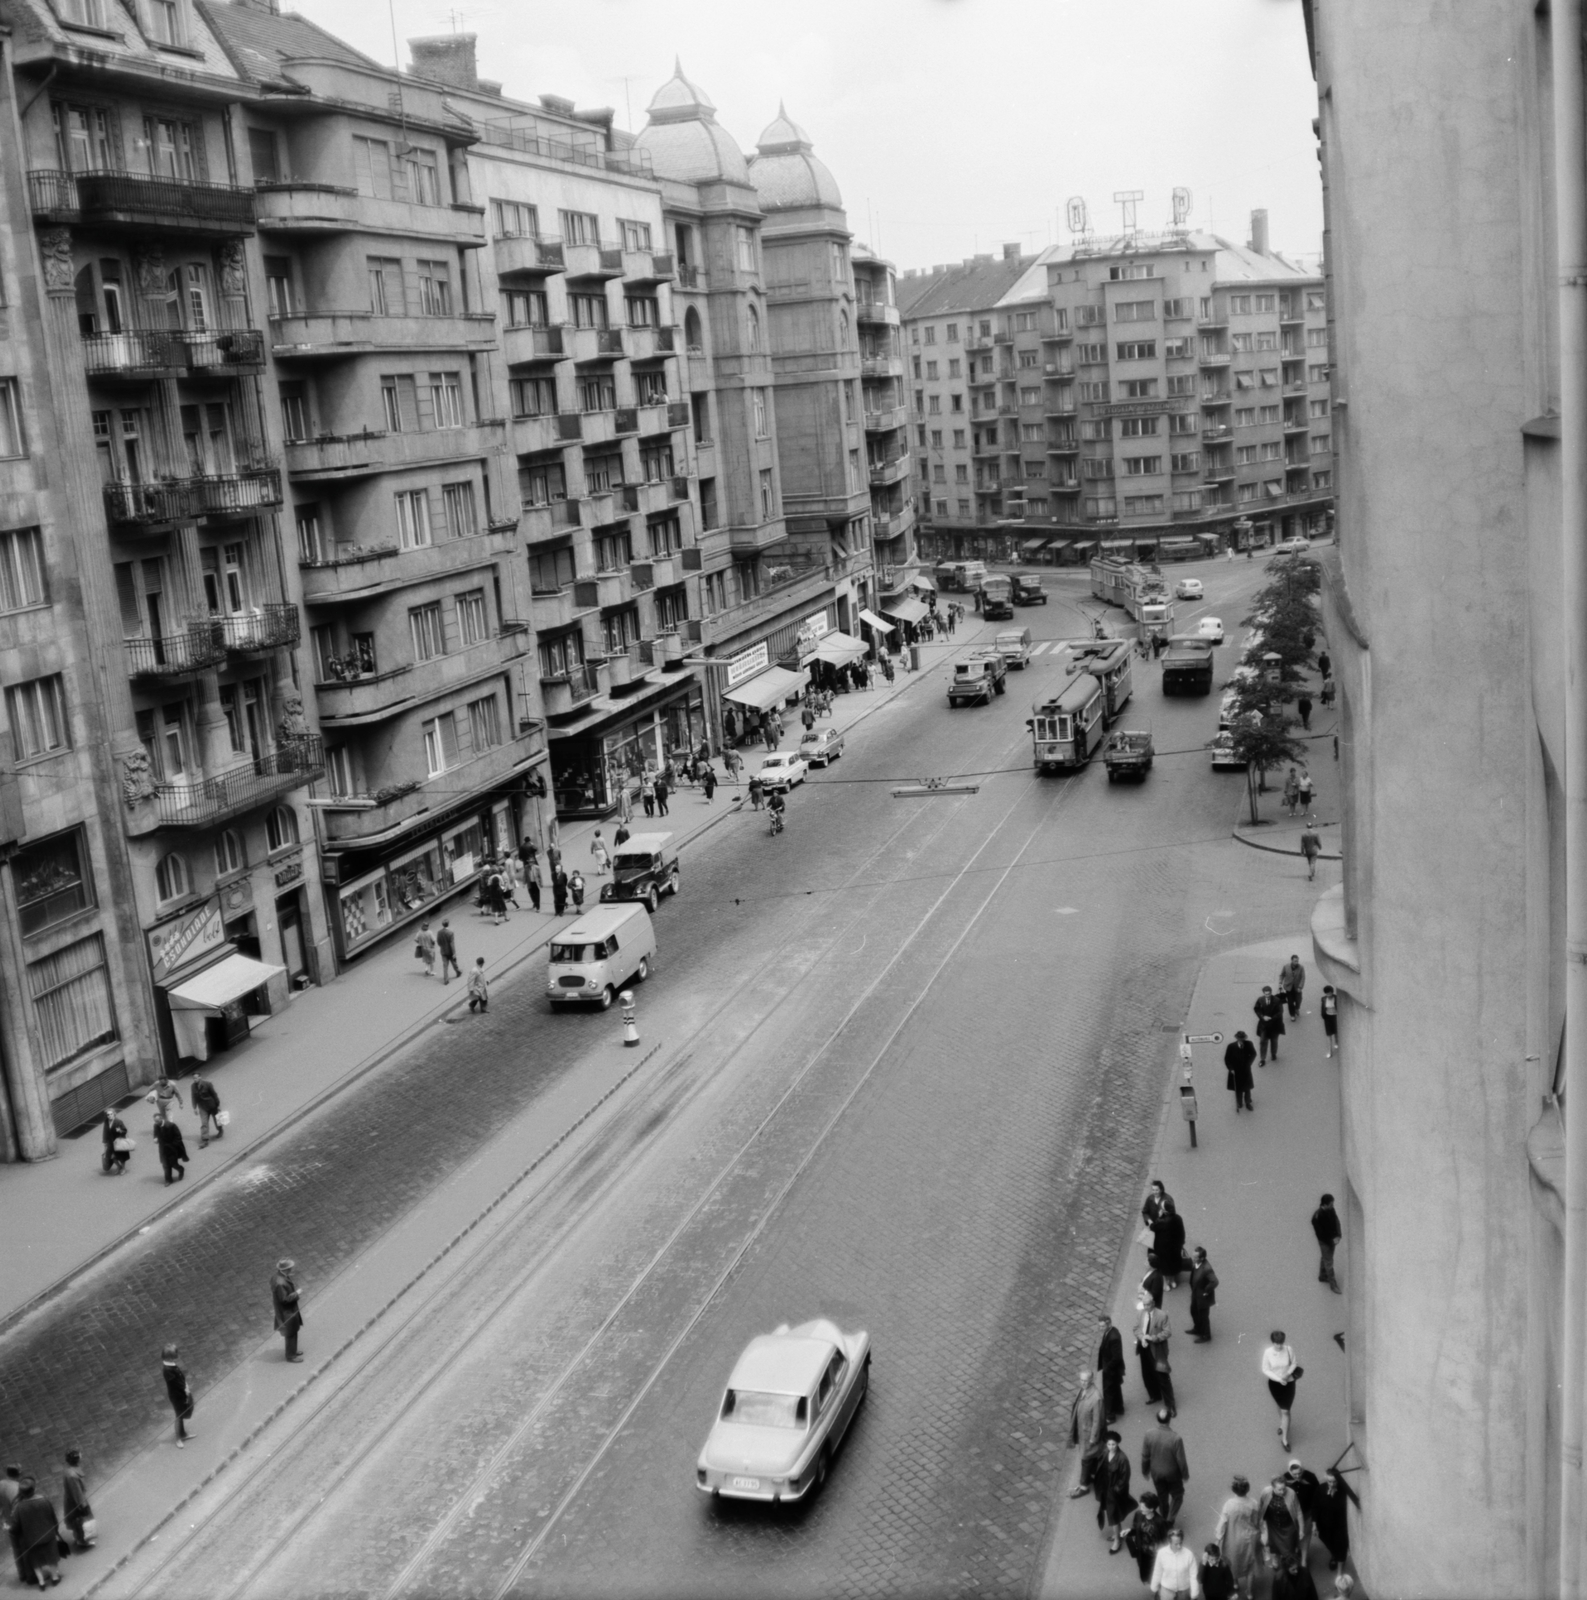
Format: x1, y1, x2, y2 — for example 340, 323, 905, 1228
798, 727, 844, 767
758, 752, 807, 793
1175, 578, 1204, 600
1274, 537, 1313, 556
1196, 616, 1225, 645
1210, 730, 1248, 770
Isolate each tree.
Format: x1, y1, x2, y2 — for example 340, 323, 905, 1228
1229, 710, 1308, 823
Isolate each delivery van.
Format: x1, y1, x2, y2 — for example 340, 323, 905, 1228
547, 903, 657, 1010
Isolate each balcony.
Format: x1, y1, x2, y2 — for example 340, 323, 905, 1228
541, 662, 605, 716
522, 498, 583, 543
1201, 392, 1231, 407
321, 737, 532, 846
676, 263, 701, 290
299, 524, 518, 603
624, 249, 674, 284
271, 311, 497, 360
217, 603, 300, 653
531, 585, 595, 632
135, 739, 326, 833
569, 326, 625, 363
29, 169, 254, 235
494, 233, 565, 277
695, 563, 835, 645
511, 411, 584, 455
993, 329, 1014, 344
578, 570, 634, 610
584, 488, 633, 528
1041, 328, 1074, 343
564, 241, 626, 281
863, 405, 908, 433
1205, 464, 1235, 482
856, 299, 899, 326
872, 506, 917, 543
1283, 414, 1309, 433
869, 455, 910, 487
124, 626, 227, 680
253, 182, 485, 247
1197, 314, 1228, 330
190, 469, 284, 519
315, 632, 529, 727
626, 325, 677, 363
1202, 424, 1232, 442
1045, 398, 1079, 417
103, 468, 281, 526
1047, 438, 1080, 454
860, 353, 904, 380
286, 419, 506, 481
503, 323, 566, 365
1198, 350, 1231, 367
82, 330, 183, 379
631, 554, 684, 590
624, 479, 677, 516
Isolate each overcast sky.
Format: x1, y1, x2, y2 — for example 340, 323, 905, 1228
295, 0, 1324, 270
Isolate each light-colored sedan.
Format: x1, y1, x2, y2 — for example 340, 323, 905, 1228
1274, 537, 1313, 556
696, 1318, 871, 1503
757, 752, 807, 793
1175, 577, 1204, 600
798, 727, 845, 767
1210, 730, 1248, 770
1196, 616, 1225, 645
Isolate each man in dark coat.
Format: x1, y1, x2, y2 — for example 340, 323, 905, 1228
1067, 1368, 1107, 1495
153, 1114, 188, 1186
436, 919, 461, 983
1311, 1468, 1354, 1572
191, 1076, 222, 1146
9, 1479, 62, 1588
654, 775, 670, 815
1253, 986, 1286, 1064
551, 867, 569, 917
1188, 1246, 1219, 1342
1225, 1030, 1257, 1111
162, 1343, 194, 1446
1311, 1193, 1344, 1293
271, 1258, 304, 1362
1140, 1409, 1189, 1525
1095, 1313, 1127, 1420
61, 1451, 91, 1549
1151, 1196, 1187, 1289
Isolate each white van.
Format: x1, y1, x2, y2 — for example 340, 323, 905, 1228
547, 903, 657, 1010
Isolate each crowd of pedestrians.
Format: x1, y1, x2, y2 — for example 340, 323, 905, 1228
1069, 950, 1357, 1597
1, 1449, 95, 1589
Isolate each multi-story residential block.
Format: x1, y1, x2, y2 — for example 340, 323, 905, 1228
851, 245, 917, 601
900, 216, 1332, 565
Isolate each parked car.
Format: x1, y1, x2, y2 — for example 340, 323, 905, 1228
696, 1318, 871, 1504
798, 727, 845, 767
599, 832, 680, 914
1273, 537, 1313, 556
1209, 730, 1248, 770
758, 752, 807, 793
1196, 616, 1225, 645
1175, 578, 1204, 600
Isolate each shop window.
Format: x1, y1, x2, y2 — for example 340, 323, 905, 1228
266, 805, 299, 853
13, 828, 94, 936
27, 934, 116, 1069
155, 851, 189, 903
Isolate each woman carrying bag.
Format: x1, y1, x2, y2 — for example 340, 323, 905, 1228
101, 1109, 132, 1176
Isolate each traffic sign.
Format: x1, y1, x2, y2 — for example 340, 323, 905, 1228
1184, 1032, 1223, 1043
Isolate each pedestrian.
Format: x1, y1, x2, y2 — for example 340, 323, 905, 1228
1278, 954, 1306, 1021
1284, 1458, 1322, 1557
724, 749, 743, 788
1299, 820, 1323, 881
1311, 1469, 1354, 1573
1068, 1368, 1107, 1496
1140, 1408, 1189, 1525
1135, 1292, 1163, 1405
882, 654, 895, 683
1096, 1312, 1127, 1420
1272, 1560, 1321, 1600
748, 774, 764, 811
1282, 767, 1301, 817
191, 1075, 223, 1147
1319, 984, 1338, 1056
590, 830, 610, 876
1094, 1432, 1136, 1555
1215, 1476, 1262, 1600
1225, 1030, 1256, 1112
1297, 694, 1313, 731
154, 1112, 188, 1186
1320, 676, 1336, 708
1329, 1577, 1355, 1600
414, 920, 436, 978
1125, 1491, 1170, 1586
552, 867, 569, 917
1142, 1177, 1174, 1231
763, 718, 776, 750
61, 1452, 92, 1551
1151, 1195, 1187, 1289
467, 957, 490, 1014
272, 1258, 304, 1363
568, 869, 586, 911
437, 920, 462, 984
1188, 1247, 1219, 1342
1317, 650, 1331, 679
525, 867, 541, 913
1, 1462, 20, 1542
641, 773, 656, 817
654, 775, 670, 816
9, 1479, 61, 1589
1311, 1193, 1343, 1293
162, 1342, 195, 1446
1333, 731, 1339, 762
101, 1107, 132, 1175
1262, 1331, 1302, 1450
1199, 1541, 1236, 1600
614, 821, 631, 849
483, 868, 507, 925
517, 838, 538, 882
1258, 1473, 1305, 1572
701, 764, 716, 802
1144, 1300, 1176, 1417
947, 605, 957, 636
801, 702, 815, 733
145, 1073, 183, 1130
1253, 986, 1285, 1064
1148, 1525, 1201, 1599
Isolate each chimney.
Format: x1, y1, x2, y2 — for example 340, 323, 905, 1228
407, 33, 478, 91
1002, 242, 1021, 261
1250, 209, 1270, 257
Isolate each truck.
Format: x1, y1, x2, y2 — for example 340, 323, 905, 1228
935, 560, 988, 594
1161, 635, 1216, 695
980, 573, 1015, 619
1011, 572, 1048, 606
1064, 637, 1134, 721
1102, 726, 1155, 782
948, 651, 1007, 706
993, 628, 1033, 669
1090, 556, 1174, 635
598, 832, 681, 914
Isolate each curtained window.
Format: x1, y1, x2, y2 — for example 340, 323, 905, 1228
28, 934, 117, 1068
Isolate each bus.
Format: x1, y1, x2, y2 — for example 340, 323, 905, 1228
1030, 673, 1106, 772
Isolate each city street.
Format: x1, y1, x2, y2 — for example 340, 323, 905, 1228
2, 558, 1331, 1600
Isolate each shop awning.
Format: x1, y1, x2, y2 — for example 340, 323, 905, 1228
905, 573, 937, 596
1020, 537, 1050, 555
858, 608, 895, 634
167, 953, 284, 1011
882, 596, 929, 625
813, 630, 868, 667
723, 664, 807, 712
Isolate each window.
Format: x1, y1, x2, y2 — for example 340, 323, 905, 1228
932, 464, 946, 484
1080, 420, 1110, 442
468, 695, 502, 750
504, 288, 548, 328
736, 227, 756, 272
923, 326, 936, 345
560, 209, 599, 246
1311, 433, 1332, 455
1307, 328, 1328, 347
1026, 460, 1046, 478
950, 394, 963, 413
1167, 375, 1196, 396
640, 441, 674, 481
214, 829, 245, 878
1123, 494, 1164, 514
539, 629, 585, 677
948, 359, 962, 378
753, 388, 769, 437
1261, 441, 1285, 460
635, 369, 667, 407
264, 805, 298, 853
1077, 343, 1107, 364
58, 0, 109, 26
1259, 404, 1281, 423
570, 293, 608, 330
422, 712, 457, 776
577, 376, 616, 413
510, 376, 556, 418
760, 468, 775, 520
367, 256, 404, 317
53, 101, 116, 170
626, 294, 659, 328
442, 481, 478, 538
1236, 445, 1258, 464
1163, 298, 1192, 320
408, 602, 445, 661
620, 218, 652, 252
831, 241, 848, 284
1238, 482, 1261, 503
1313, 469, 1332, 489
279, 383, 309, 442
455, 589, 488, 646
0, 527, 47, 611
1171, 452, 1200, 472
647, 514, 683, 557
13, 830, 94, 937
144, 115, 200, 180
28, 935, 116, 1068
1079, 381, 1109, 403
1121, 456, 1161, 476
0, 381, 25, 458
945, 322, 959, 343
925, 361, 939, 380
1256, 331, 1278, 351
1254, 293, 1276, 313
1119, 417, 1158, 437
1120, 380, 1159, 400
1310, 397, 1330, 418
1115, 300, 1156, 322
1021, 423, 1044, 442
1228, 294, 1252, 315
530, 549, 576, 592
1019, 351, 1038, 369
1309, 363, 1329, 383
325, 745, 354, 798
145, 0, 185, 45
492, 199, 538, 238
155, 851, 189, 903
8, 675, 69, 761
296, 505, 325, 563
1019, 387, 1041, 405
265, 256, 294, 317
1164, 337, 1193, 359
584, 451, 621, 492
1231, 333, 1254, 355
429, 371, 464, 429
602, 606, 640, 654
403, 148, 440, 205
927, 396, 940, 415
395, 489, 432, 549
415, 261, 452, 317
1259, 369, 1279, 389
1235, 408, 1257, 427
1084, 496, 1117, 516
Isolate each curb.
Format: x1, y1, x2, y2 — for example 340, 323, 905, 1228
0, 798, 747, 1344
1233, 826, 1342, 862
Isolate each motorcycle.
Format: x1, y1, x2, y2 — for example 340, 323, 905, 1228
767, 797, 785, 835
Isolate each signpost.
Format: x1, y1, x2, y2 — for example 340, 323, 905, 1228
1178, 1033, 1221, 1147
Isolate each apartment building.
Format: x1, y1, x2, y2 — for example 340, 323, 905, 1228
900, 217, 1333, 565
0, 0, 339, 1142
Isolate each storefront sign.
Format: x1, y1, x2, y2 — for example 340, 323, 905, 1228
724, 641, 770, 688
148, 896, 225, 982
273, 849, 305, 890
794, 610, 831, 659
1092, 399, 1184, 418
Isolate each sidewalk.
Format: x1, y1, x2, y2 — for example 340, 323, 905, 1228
0, 636, 965, 1335
1038, 937, 1354, 1598
1232, 660, 1343, 861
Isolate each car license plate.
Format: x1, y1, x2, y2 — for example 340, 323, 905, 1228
731, 1476, 761, 1491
